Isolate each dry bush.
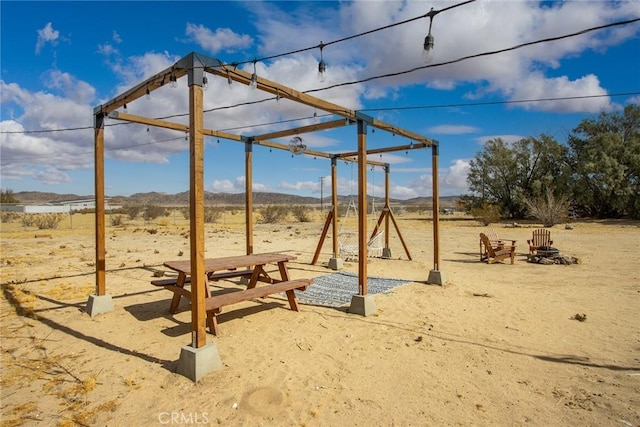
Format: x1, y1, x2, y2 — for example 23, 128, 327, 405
524, 189, 570, 227
204, 207, 223, 223
110, 214, 124, 226
1, 212, 20, 223
29, 214, 65, 229
259, 205, 289, 223
290, 205, 312, 222
470, 203, 501, 226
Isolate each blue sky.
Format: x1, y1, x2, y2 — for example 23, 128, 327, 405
1, 1, 639, 199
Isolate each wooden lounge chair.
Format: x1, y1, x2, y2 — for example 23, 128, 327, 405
479, 228, 514, 262
527, 229, 553, 254
479, 233, 516, 264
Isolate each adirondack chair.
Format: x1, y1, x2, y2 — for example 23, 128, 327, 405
527, 229, 553, 254
479, 233, 516, 264
479, 228, 512, 262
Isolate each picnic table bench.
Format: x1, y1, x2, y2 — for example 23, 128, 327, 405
205, 278, 312, 335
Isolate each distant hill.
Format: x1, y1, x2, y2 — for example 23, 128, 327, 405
12, 191, 460, 207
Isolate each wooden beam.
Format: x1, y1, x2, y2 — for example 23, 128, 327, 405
108, 111, 189, 133
371, 119, 435, 146
251, 118, 349, 141
252, 139, 331, 159
96, 52, 222, 116
336, 141, 429, 159
107, 111, 244, 142
208, 66, 357, 119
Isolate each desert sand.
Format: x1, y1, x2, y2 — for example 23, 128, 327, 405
1, 210, 639, 426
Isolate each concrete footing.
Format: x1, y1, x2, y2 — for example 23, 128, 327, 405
328, 257, 343, 270
85, 294, 114, 317
427, 269, 445, 286
349, 294, 376, 316
176, 343, 223, 382
381, 248, 392, 259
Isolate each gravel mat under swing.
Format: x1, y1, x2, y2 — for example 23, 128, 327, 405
295, 272, 410, 308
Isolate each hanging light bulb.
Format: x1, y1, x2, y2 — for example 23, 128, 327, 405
145, 87, 150, 100
123, 101, 127, 110
202, 74, 209, 90
169, 73, 177, 88
422, 8, 439, 63
317, 42, 326, 82
227, 70, 233, 85
250, 60, 258, 89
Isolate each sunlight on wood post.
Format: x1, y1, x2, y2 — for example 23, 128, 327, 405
384, 164, 391, 249
357, 119, 368, 295
426, 143, 444, 285
245, 139, 254, 255
94, 113, 106, 295
189, 80, 207, 349
331, 157, 339, 257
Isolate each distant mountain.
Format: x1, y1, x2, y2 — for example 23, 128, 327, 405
12, 191, 460, 207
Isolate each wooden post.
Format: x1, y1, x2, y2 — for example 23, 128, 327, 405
357, 120, 367, 295
189, 80, 207, 349
432, 144, 441, 271
331, 157, 339, 257
94, 113, 106, 296
384, 164, 390, 249
245, 140, 254, 255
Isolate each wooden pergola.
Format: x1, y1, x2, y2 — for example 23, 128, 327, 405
88, 51, 443, 377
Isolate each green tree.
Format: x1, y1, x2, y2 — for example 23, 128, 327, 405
567, 104, 640, 218
466, 135, 568, 218
0, 189, 19, 204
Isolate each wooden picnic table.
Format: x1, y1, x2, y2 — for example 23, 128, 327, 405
156, 252, 297, 313
152, 252, 312, 335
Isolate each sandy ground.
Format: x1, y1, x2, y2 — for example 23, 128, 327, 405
1, 211, 639, 426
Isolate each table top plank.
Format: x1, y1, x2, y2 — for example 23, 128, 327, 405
163, 252, 296, 275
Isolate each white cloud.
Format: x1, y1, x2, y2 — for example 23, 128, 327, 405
97, 43, 118, 56
279, 180, 319, 192
443, 159, 470, 193
246, 1, 634, 114
185, 24, 253, 54
509, 73, 613, 113
112, 30, 122, 44
35, 22, 59, 54
43, 70, 96, 104
210, 176, 270, 193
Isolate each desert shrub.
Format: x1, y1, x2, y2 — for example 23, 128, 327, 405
181, 207, 190, 220
290, 205, 311, 222
124, 205, 142, 220
33, 214, 65, 229
0, 212, 20, 223
259, 205, 289, 224
524, 188, 571, 227
142, 205, 166, 221
204, 207, 223, 223
470, 203, 501, 226
110, 214, 125, 226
